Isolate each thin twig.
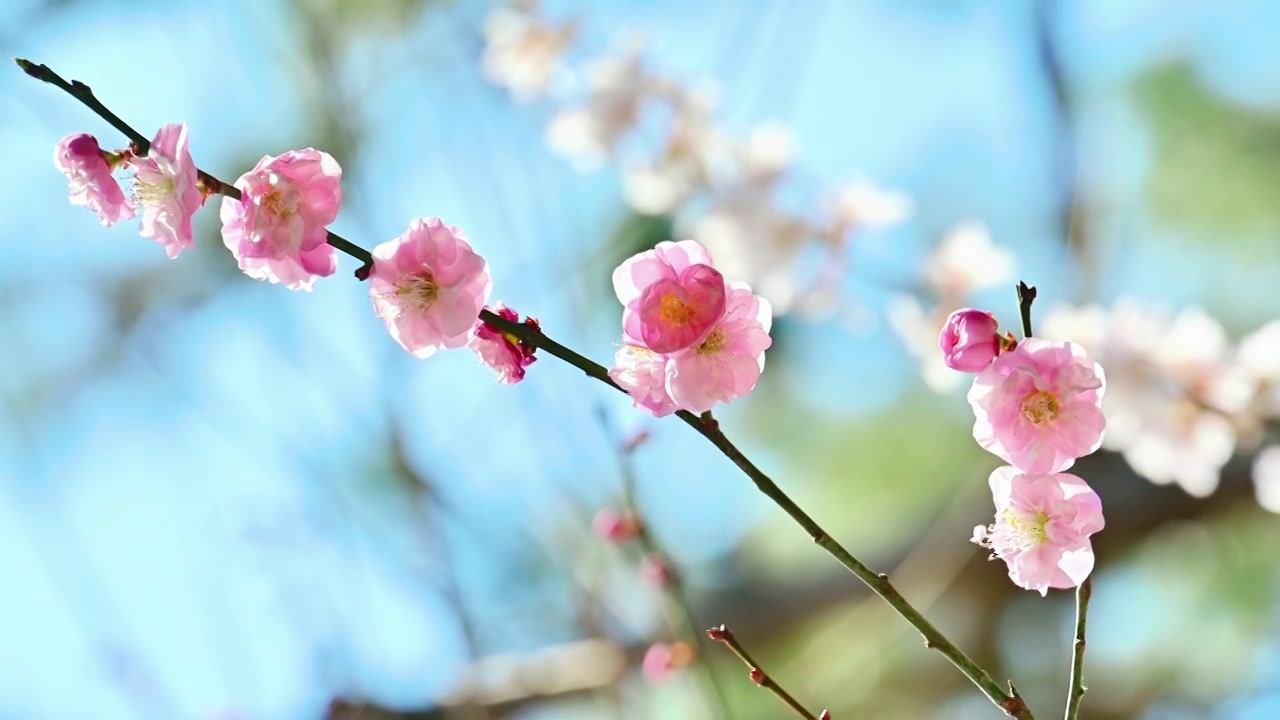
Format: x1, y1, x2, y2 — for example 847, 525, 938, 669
602, 415, 731, 720
19, 58, 1034, 720
1064, 576, 1092, 720
707, 625, 818, 719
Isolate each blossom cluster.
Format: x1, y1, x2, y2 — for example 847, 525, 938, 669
54, 128, 774, 411
479, 2, 911, 318
939, 308, 1108, 595
53, 127, 541, 383
1041, 303, 1280, 507
608, 240, 772, 416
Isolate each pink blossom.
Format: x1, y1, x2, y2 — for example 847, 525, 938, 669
641, 642, 692, 683
613, 240, 726, 352
972, 466, 1104, 595
591, 508, 641, 542
968, 338, 1106, 474
130, 123, 204, 258
53, 132, 134, 226
609, 343, 679, 417
219, 148, 341, 290
469, 303, 539, 383
369, 218, 491, 358
939, 308, 1002, 373
665, 284, 773, 414
640, 553, 671, 588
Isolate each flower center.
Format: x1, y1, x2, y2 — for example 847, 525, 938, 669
394, 272, 439, 312
695, 327, 727, 355
132, 175, 174, 205
658, 292, 694, 326
1020, 390, 1060, 425
260, 185, 295, 219
997, 507, 1050, 553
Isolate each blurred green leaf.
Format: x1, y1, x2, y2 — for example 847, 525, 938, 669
1136, 63, 1280, 244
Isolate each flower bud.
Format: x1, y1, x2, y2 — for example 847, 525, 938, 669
938, 308, 1001, 372
591, 508, 640, 543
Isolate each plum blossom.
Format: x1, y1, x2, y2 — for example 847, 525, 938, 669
613, 239, 726, 353
968, 338, 1106, 475
591, 508, 641, 543
547, 49, 651, 170
130, 123, 204, 258
640, 553, 671, 588
665, 284, 772, 414
641, 642, 692, 683
972, 466, 1104, 596
219, 148, 341, 290
1041, 302, 1257, 497
480, 3, 576, 102
939, 308, 1003, 373
1253, 445, 1280, 514
53, 132, 134, 226
468, 304, 539, 384
610, 344, 679, 417
369, 218, 491, 358
922, 221, 1015, 298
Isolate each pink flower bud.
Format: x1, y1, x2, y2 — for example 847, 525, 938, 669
640, 553, 672, 588
939, 308, 1001, 372
641, 642, 693, 683
591, 508, 640, 543
819, 711, 832, 720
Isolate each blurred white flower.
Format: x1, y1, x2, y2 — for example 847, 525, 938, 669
1237, 320, 1280, 418
1040, 301, 1254, 498
826, 177, 913, 234
737, 122, 795, 184
690, 200, 814, 315
481, 5, 576, 103
886, 293, 966, 393
922, 222, 1015, 298
620, 91, 723, 215
547, 50, 652, 170
1252, 445, 1280, 513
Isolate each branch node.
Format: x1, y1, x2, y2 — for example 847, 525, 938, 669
14, 57, 38, 76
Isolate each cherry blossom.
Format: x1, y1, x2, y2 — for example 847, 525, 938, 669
368, 218, 491, 359
609, 343, 679, 418
468, 303, 539, 384
972, 466, 1104, 596
219, 148, 341, 290
53, 132, 134, 226
613, 239, 726, 353
664, 284, 772, 414
968, 338, 1106, 475
130, 123, 204, 258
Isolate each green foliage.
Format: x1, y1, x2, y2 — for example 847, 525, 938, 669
1137, 63, 1280, 244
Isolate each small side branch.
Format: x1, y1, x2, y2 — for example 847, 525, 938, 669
1064, 576, 1093, 719
707, 625, 822, 720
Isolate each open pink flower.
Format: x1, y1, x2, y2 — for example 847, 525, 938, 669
609, 343, 679, 417
972, 466, 1104, 595
613, 240, 727, 352
641, 642, 692, 683
469, 303, 539, 383
665, 284, 772, 414
131, 123, 204, 258
939, 308, 1002, 373
968, 338, 1106, 474
369, 218, 491, 358
54, 132, 134, 226
219, 148, 341, 290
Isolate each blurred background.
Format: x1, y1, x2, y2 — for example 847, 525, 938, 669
4, 0, 1280, 718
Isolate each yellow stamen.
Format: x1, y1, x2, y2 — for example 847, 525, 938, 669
1021, 390, 1060, 425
